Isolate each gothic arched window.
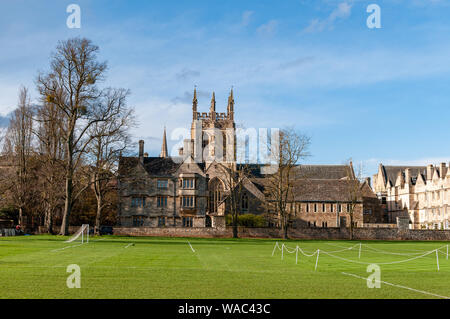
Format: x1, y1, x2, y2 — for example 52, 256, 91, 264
209, 178, 224, 213
241, 193, 249, 211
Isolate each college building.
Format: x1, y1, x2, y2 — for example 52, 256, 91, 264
117, 89, 383, 229
372, 163, 450, 229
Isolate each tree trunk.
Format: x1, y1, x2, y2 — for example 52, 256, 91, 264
283, 215, 289, 239
18, 207, 23, 227
349, 213, 354, 240
44, 203, 53, 234
95, 192, 102, 235
60, 170, 73, 236
60, 134, 74, 236
232, 213, 238, 238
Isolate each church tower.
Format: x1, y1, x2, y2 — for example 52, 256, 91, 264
187, 88, 236, 165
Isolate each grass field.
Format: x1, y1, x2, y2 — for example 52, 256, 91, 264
0, 235, 449, 299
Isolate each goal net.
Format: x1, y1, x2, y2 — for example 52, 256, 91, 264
65, 224, 90, 243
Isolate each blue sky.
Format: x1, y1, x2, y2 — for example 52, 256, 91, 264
1, 0, 450, 176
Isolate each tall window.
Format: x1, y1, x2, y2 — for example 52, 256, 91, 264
182, 196, 195, 207
209, 178, 223, 213
182, 178, 195, 189
322, 203, 325, 212
314, 203, 317, 213
157, 179, 168, 189
338, 203, 342, 213
158, 216, 166, 226
131, 197, 145, 207
132, 216, 144, 227
182, 216, 193, 227
241, 193, 249, 211
157, 196, 168, 207
306, 203, 309, 213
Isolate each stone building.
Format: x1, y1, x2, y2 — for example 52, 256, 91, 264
117, 89, 382, 229
250, 164, 382, 228
372, 163, 450, 229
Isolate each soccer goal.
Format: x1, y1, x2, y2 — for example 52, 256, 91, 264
65, 224, 90, 244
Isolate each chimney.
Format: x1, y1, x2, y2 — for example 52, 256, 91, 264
144, 152, 148, 157
178, 147, 184, 156
405, 168, 411, 184
426, 164, 433, 181
139, 140, 144, 164
365, 177, 371, 187
439, 163, 446, 179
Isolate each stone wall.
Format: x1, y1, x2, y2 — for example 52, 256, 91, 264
113, 226, 450, 241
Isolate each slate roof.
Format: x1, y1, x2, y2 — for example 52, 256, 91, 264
250, 177, 375, 202
382, 165, 427, 185
293, 165, 351, 180
119, 156, 207, 177
238, 164, 352, 180
119, 156, 180, 176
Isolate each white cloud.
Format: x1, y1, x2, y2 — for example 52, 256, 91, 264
303, 1, 352, 33
241, 10, 254, 27
257, 20, 278, 36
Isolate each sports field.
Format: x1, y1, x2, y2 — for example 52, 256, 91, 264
0, 235, 449, 299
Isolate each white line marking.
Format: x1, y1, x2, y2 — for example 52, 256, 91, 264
341, 272, 450, 299
51, 243, 85, 252
188, 241, 195, 253
124, 243, 133, 249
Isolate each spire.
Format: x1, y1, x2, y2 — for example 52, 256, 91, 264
192, 86, 198, 120
160, 127, 168, 158
227, 87, 234, 120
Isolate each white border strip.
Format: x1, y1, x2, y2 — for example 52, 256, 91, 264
188, 241, 196, 253
51, 243, 85, 252
341, 272, 450, 299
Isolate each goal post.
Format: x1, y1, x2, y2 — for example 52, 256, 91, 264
65, 224, 90, 244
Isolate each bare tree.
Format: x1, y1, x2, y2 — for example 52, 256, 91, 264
86, 88, 134, 234
36, 37, 130, 235
3, 87, 35, 227
265, 128, 310, 239
33, 101, 66, 233
216, 163, 252, 238
344, 159, 364, 240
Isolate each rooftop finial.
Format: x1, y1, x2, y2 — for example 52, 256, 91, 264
210, 91, 216, 113
228, 87, 234, 120
193, 86, 198, 120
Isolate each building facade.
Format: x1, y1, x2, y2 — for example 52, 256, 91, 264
117, 89, 382, 229
372, 163, 450, 229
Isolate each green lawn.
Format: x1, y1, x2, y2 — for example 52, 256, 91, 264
0, 235, 449, 299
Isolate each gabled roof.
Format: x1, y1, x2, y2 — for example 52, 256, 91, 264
381, 165, 427, 186
238, 164, 353, 180
293, 164, 352, 180
250, 177, 375, 202
119, 156, 180, 176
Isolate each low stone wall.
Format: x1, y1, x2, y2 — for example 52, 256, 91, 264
113, 227, 230, 238
113, 226, 450, 241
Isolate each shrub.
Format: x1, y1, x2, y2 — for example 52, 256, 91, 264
225, 213, 267, 227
